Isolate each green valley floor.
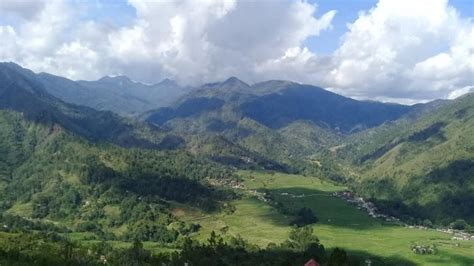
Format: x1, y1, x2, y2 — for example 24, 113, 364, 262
178, 171, 474, 266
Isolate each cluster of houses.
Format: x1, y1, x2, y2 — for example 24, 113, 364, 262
411, 244, 437, 255
334, 191, 474, 241
445, 230, 474, 241
247, 189, 269, 203
332, 191, 400, 222
207, 177, 244, 189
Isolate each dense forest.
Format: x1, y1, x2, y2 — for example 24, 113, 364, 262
0, 110, 236, 245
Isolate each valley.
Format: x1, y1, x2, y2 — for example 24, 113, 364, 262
180, 171, 474, 266
0, 63, 472, 265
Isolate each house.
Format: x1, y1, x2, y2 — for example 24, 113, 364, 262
304, 258, 320, 266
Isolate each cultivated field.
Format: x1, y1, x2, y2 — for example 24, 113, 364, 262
181, 171, 474, 265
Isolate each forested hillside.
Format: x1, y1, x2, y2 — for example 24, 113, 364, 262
144, 78, 410, 176
0, 109, 234, 243
337, 94, 474, 224
0, 62, 179, 149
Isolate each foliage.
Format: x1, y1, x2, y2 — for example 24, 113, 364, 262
290, 207, 319, 227
328, 247, 348, 266
340, 94, 474, 225
0, 109, 235, 243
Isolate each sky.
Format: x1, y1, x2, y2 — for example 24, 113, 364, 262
0, 0, 473, 104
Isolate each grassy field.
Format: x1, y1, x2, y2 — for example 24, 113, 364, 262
179, 171, 474, 266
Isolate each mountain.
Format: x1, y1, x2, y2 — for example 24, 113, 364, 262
0, 62, 172, 148
3, 63, 472, 225
0, 108, 232, 245
1, 63, 473, 265
143, 77, 411, 173
27, 68, 190, 116
336, 93, 474, 224
147, 78, 411, 133
76, 76, 190, 116
0, 63, 233, 246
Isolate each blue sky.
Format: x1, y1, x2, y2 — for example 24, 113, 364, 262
0, 0, 472, 103
75, 0, 473, 55
307, 0, 473, 54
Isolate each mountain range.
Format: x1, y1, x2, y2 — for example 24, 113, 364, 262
0, 61, 472, 229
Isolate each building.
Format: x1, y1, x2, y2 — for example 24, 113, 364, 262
304, 258, 320, 266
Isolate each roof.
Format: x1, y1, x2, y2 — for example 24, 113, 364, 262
304, 258, 320, 266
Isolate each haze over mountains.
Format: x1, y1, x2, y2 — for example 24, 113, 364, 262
37, 70, 191, 116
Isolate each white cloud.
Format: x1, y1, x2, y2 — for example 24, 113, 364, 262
0, 0, 472, 103
448, 86, 474, 99
327, 0, 474, 101
0, 0, 335, 84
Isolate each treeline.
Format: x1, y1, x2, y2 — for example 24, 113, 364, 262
0, 226, 414, 266
0, 227, 342, 266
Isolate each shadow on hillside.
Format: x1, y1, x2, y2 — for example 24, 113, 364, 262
340, 249, 416, 266
255, 186, 385, 230
358, 159, 474, 224
346, 247, 474, 266
422, 252, 474, 266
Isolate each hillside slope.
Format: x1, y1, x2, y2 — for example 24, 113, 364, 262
0, 109, 233, 242
15, 66, 189, 116
143, 78, 411, 174
337, 94, 474, 224
0, 62, 175, 149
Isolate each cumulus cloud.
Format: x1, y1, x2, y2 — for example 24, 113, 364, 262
0, 0, 472, 103
327, 0, 474, 102
0, 0, 335, 84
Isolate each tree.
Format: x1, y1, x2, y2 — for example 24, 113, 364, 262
422, 219, 433, 228
291, 207, 318, 227
328, 248, 348, 266
284, 226, 320, 251
450, 219, 469, 230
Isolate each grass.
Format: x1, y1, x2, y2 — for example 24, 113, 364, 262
179, 171, 474, 266
65, 232, 178, 254
6, 202, 32, 217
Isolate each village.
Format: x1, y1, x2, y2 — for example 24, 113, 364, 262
332, 191, 400, 222
333, 191, 474, 241
206, 176, 474, 242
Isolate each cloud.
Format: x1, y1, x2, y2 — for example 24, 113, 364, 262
448, 86, 474, 99
0, 0, 47, 20
0, 0, 472, 103
0, 0, 335, 84
328, 0, 474, 101
107, 0, 336, 84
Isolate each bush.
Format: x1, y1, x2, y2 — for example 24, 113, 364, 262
291, 207, 318, 227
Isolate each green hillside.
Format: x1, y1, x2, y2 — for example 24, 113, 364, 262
1, 63, 473, 265
0, 110, 233, 243
143, 78, 409, 175
338, 94, 474, 224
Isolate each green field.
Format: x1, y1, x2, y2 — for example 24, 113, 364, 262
180, 171, 474, 265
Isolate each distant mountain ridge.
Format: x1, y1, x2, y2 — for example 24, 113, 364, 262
20, 66, 190, 116
140, 77, 415, 174
146, 77, 412, 134
0, 62, 170, 148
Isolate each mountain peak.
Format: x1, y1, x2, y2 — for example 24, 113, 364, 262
98, 75, 133, 84
222, 76, 249, 87
157, 78, 177, 87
